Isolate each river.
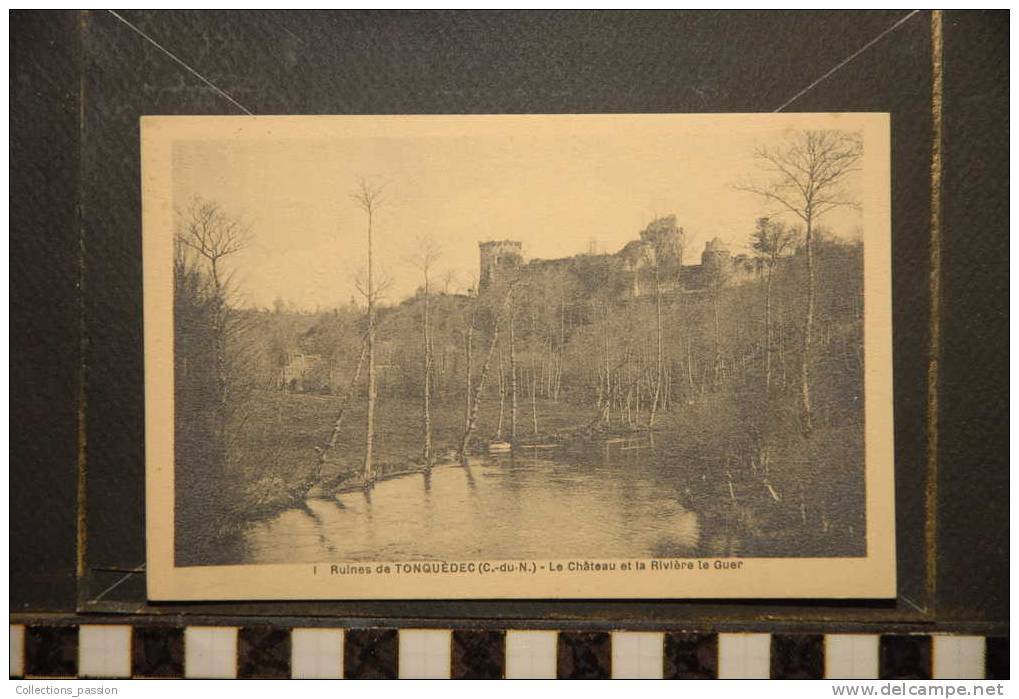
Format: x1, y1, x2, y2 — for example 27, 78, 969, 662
233, 436, 720, 565
228, 427, 867, 565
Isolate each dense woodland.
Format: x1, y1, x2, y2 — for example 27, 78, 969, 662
175, 130, 867, 563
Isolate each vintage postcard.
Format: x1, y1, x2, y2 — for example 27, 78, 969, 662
143, 114, 894, 600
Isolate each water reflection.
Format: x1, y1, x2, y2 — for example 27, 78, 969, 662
237, 439, 702, 565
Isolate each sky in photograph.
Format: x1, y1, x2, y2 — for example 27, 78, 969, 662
172, 116, 865, 310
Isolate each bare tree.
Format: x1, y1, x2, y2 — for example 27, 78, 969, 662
704, 252, 731, 388
750, 217, 799, 391
406, 235, 442, 466
306, 333, 368, 495
442, 269, 459, 295
351, 178, 384, 484
176, 197, 251, 415
173, 200, 254, 560
737, 130, 862, 433
530, 363, 539, 435
509, 303, 518, 442
495, 345, 507, 440
555, 288, 567, 401
462, 305, 476, 449
647, 256, 665, 428
459, 280, 518, 462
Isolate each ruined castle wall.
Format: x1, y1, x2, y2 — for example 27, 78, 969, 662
479, 240, 523, 290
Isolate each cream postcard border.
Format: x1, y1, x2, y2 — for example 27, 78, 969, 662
142, 113, 895, 601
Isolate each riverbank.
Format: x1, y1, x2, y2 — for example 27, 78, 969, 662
231, 389, 604, 484
221, 388, 863, 559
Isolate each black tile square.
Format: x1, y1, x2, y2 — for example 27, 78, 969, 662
771, 634, 824, 679
986, 637, 1008, 680
557, 631, 610, 680
238, 627, 291, 679
664, 633, 717, 679
344, 628, 398, 679
880, 635, 932, 680
452, 629, 504, 679
132, 626, 184, 678
25, 626, 78, 678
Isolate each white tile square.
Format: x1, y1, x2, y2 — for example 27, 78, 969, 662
78, 625, 131, 678
505, 630, 557, 679
398, 629, 451, 679
934, 636, 985, 679
611, 632, 664, 679
825, 634, 879, 679
718, 633, 770, 679
185, 626, 238, 679
10, 625, 25, 677
291, 628, 344, 679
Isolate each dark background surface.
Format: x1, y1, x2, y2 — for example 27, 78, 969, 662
10, 10, 1007, 631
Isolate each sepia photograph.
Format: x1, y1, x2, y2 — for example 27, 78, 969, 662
143, 114, 895, 599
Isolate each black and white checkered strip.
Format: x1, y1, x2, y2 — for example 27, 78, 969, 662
9, 624, 1007, 679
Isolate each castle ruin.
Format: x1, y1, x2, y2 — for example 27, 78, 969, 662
479, 215, 760, 297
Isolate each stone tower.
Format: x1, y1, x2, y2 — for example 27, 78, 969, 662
701, 237, 732, 283
478, 240, 523, 291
